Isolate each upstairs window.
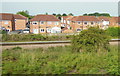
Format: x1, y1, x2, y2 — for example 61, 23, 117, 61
47, 22, 52, 25
32, 21, 38, 25
40, 21, 44, 24
78, 22, 81, 24
91, 22, 94, 25
4, 21, 8, 24
84, 22, 88, 25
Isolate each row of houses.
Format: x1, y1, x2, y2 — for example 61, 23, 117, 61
0, 13, 120, 34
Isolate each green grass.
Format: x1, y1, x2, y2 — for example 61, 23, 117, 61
2, 45, 119, 74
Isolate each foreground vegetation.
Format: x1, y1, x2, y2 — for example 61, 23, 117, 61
2, 45, 119, 74
1, 27, 120, 42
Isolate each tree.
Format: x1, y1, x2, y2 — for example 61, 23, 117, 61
83, 13, 88, 16
17, 10, 30, 18
106, 27, 120, 38
72, 27, 110, 52
83, 12, 111, 17
52, 13, 56, 16
45, 12, 48, 15
62, 13, 67, 16
68, 13, 74, 16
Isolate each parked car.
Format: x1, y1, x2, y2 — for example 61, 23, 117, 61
23, 29, 30, 33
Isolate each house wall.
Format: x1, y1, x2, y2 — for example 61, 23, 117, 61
0, 20, 13, 31
15, 19, 27, 30
30, 21, 61, 34
70, 21, 99, 32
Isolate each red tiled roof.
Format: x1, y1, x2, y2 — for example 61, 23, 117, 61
0, 13, 14, 20
97, 16, 110, 21
14, 14, 27, 19
112, 17, 120, 22
30, 14, 60, 21
70, 16, 99, 21
0, 13, 27, 20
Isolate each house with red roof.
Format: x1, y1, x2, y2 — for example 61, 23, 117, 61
0, 13, 27, 32
30, 14, 61, 34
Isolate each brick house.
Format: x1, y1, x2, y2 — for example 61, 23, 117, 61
110, 17, 120, 27
62, 16, 100, 33
30, 15, 61, 34
0, 13, 27, 32
97, 16, 110, 29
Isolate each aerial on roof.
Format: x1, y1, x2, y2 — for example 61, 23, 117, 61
70, 16, 99, 21
30, 15, 60, 21
0, 13, 27, 20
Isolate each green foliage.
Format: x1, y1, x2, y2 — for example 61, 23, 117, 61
0, 30, 7, 34
2, 34, 73, 42
16, 10, 33, 19
106, 27, 120, 38
68, 13, 74, 16
83, 12, 110, 17
2, 45, 119, 74
62, 13, 67, 16
72, 27, 110, 52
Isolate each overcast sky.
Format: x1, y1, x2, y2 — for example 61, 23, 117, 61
1, 1, 119, 16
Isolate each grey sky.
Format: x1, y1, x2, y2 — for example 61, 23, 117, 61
2, 2, 118, 16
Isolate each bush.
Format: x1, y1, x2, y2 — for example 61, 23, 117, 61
106, 27, 120, 38
72, 27, 110, 52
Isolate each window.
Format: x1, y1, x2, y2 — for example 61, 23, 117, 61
40, 21, 44, 24
4, 21, 8, 24
32, 21, 38, 25
91, 22, 94, 25
77, 29, 82, 31
78, 22, 81, 24
55, 22, 58, 25
40, 29, 45, 32
47, 22, 52, 25
84, 22, 88, 25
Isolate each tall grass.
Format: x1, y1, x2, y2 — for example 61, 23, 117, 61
2, 45, 119, 74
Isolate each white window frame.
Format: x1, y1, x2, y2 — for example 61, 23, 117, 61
84, 21, 88, 25
47, 21, 52, 25
32, 21, 38, 25
4, 21, 8, 24
77, 21, 81, 25
40, 29, 45, 32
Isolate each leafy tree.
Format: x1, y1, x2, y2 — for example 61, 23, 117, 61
45, 12, 48, 15
72, 27, 110, 52
17, 10, 30, 18
62, 13, 67, 16
56, 14, 61, 17
52, 13, 56, 16
83, 12, 110, 17
83, 13, 88, 16
106, 27, 120, 38
68, 13, 74, 16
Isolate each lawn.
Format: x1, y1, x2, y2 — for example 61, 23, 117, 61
2, 45, 119, 75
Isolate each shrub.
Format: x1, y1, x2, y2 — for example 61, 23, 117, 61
72, 27, 110, 52
106, 27, 120, 38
